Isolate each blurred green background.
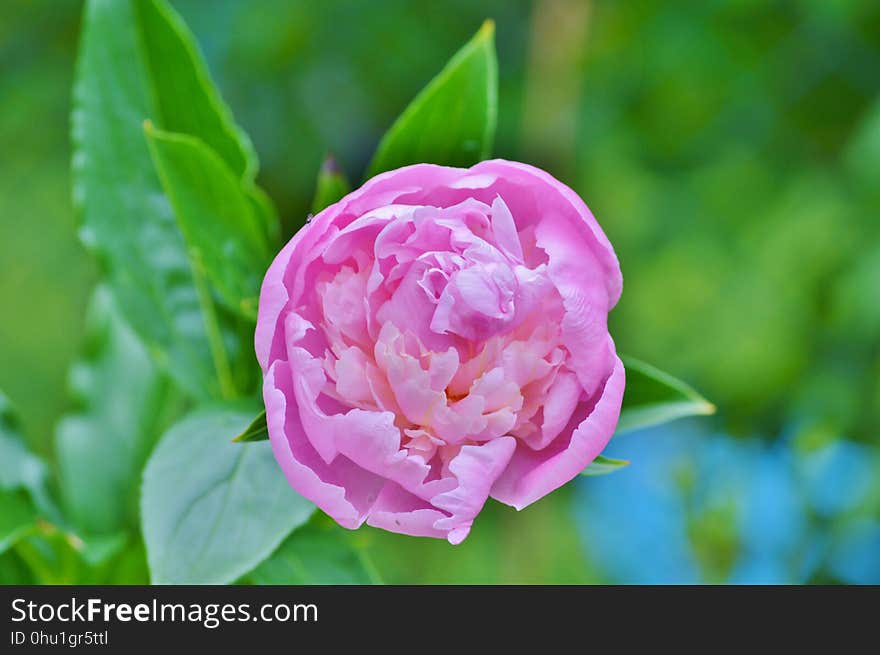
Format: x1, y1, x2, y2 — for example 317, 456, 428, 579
1, 0, 878, 583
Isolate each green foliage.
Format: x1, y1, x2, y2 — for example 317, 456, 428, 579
133, 0, 257, 181
72, 0, 217, 399
145, 125, 271, 319
4, 0, 739, 586
581, 454, 631, 477
232, 410, 268, 443
247, 185, 282, 249
0, 395, 51, 512
0, 491, 38, 555
0, 392, 147, 583
366, 20, 498, 178
71, 0, 274, 400
141, 406, 314, 584
575, 356, 716, 477
617, 356, 715, 435
249, 517, 379, 585
0, 395, 52, 554
55, 287, 178, 535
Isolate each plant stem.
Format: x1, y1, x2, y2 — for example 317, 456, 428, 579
190, 249, 236, 399
357, 547, 384, 585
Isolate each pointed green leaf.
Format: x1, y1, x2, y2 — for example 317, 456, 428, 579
73, 0, 228, 399
249, 519, 379, 585
366, 20, 498, 178
232, 410, 268, 443
134, 0, 256, 180
617, 356, 716, 434
72, 0, 270, 399
312, 155, 352, 213
580, 454, 631, 477
146, 125, 270, 319
55, 286, 179, 535
142, 405, 314, 584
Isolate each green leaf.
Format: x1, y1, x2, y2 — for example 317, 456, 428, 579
617, 356, 716, 434
72, 0, 265, 399
0, 394, 51, 514
141, 405, 314, 584
246, 184, 281, 248
0, 550, 36, 585
312, 155, 351, 213
580, 454, 631, 477
76, 532, 129, 568
249, 519, 379, 585
0, 490, 38, 554
133, 0, 257, 180
0, 393, 51, 554
73, 0, 216, 399
232, 410, 268, 443
54, 286, 179, 535
145, 125, 270, 319
366, 20, 498, 178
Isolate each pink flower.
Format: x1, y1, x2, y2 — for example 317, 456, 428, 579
256, 160, 624, 544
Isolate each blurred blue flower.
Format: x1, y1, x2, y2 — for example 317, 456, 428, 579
574, 421, 880, 584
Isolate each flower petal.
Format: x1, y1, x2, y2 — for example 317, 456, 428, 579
264, 361, 385, 528
491, 353, 625, 510
432, 437, 517, 543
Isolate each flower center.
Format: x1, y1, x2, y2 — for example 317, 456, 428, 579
310, 196, 578, 457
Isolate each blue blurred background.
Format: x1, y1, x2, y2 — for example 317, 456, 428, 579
0, 0, 878, 583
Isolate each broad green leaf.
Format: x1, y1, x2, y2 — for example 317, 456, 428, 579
146, 125, 270, 319
55, 286, 179, 535
366, 20, 498, 178
142, 405, 314, 584
134, 0, 257, 180
312, 155, 351, 213
72, 0, 264, 399
580, 454, 631, 477
249, 519, 379, 585
232, 410, 268, 443
73, 0, 218, 399
617, 356, 716, 434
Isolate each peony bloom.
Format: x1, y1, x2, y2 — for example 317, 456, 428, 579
256, 160, 624, 544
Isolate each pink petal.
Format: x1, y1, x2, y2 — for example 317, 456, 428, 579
490, 352, 625, 510
264, 361, 385, 529
526, 369, 582, 450
366, 483, 449, 540
432, 437, 517, 543
490, 195, 524, 263
471, 159, 622, 306
535, 215, 616, 397
255, 237, 296, 371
